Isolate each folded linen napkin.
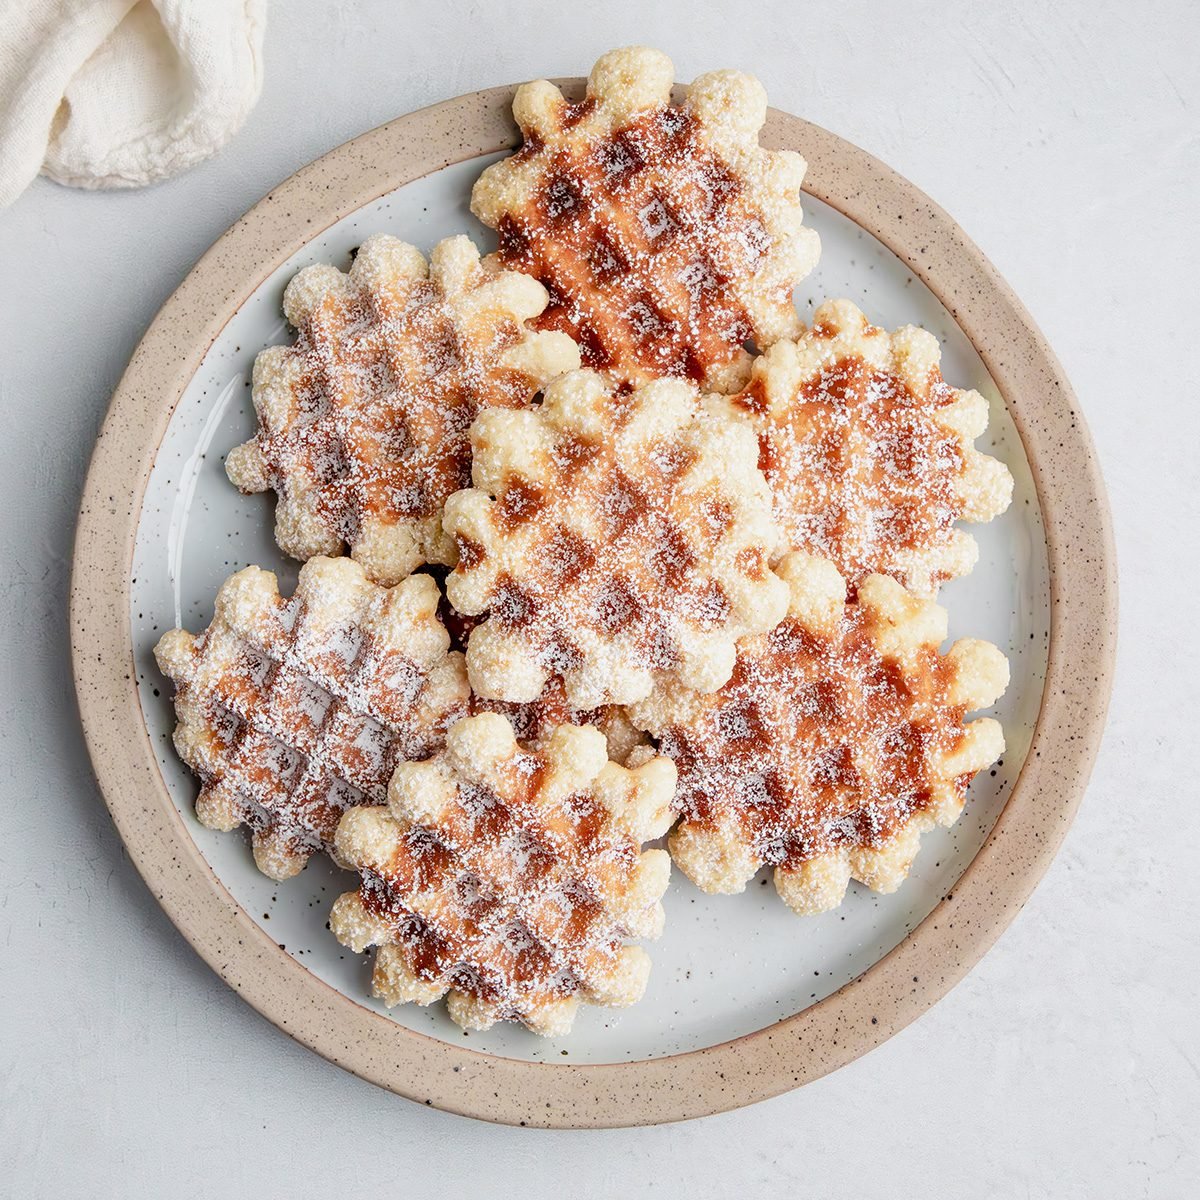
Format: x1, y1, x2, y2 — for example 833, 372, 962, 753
0, 0, 265, 208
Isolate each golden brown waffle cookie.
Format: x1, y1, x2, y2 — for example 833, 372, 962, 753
630, 551, 1008, 915
154, 557, 469, 880
329, 712, 675, 1036
442, 368, 788, 709
472, 45, 819, 392
225, 234, 580, 586
717, 299, 1013, 595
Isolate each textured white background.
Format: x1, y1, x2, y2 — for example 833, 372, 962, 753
1, 1, 1196, 1195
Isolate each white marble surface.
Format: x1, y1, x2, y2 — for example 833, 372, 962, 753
0, 1, 1195, 1195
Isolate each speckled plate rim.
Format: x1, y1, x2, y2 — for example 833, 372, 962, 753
70, 80, 1117, 1129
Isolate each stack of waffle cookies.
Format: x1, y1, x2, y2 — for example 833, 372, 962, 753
157, 47, 1014, 1037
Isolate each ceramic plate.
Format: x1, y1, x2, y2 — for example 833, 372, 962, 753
72, 82, 1116, 1126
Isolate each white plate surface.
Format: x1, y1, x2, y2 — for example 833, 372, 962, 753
131, 154, 1049, 1065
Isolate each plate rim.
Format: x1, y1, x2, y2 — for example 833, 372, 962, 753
69, 79, 1117, 1128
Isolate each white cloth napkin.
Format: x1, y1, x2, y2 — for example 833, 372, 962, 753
0, 0, 265, 209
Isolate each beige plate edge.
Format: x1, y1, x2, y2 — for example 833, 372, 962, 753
69, 81, 1118, 1129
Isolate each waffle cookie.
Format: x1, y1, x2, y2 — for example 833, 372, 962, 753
225, 234, 580, 586
154, 557, 469, 880
717, 299, 1013, 595
329, 712, 675, 1035
630, 551, 1008, 915
442, 368, 788, 709
472, 45, 819, 392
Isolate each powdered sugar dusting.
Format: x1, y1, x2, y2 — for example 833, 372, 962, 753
445, 372, 786, 707
226, 236, 579, 584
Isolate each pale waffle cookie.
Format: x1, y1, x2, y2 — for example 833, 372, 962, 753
154, 557, 469, 880
329, 712, 676, 1036
630, 551, 1009, 915
442, 368, 789, 710
716, 299, 1014, 596
225, 234, 580, 586
471, 45, 819, 393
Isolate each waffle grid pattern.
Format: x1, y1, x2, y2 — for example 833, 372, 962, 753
443, 368, 788, 710
472, 46, 820, 392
